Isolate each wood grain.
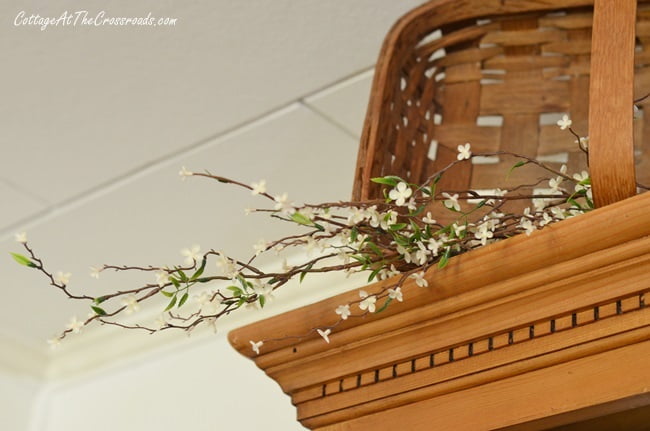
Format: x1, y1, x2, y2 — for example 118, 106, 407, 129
588, 0, 638, 206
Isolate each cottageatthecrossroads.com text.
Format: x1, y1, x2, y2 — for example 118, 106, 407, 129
14, 10, 178, 31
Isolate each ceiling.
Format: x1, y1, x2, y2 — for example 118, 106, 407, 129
0, 0, 427, 378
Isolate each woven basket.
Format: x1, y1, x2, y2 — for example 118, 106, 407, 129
353, 0, 649, 214
230, 3, 650, 428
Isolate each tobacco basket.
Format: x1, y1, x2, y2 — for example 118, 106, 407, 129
230, 1, 650, 429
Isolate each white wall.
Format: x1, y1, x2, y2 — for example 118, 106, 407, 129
33, 334, 305, 431
0, 371, 41, 431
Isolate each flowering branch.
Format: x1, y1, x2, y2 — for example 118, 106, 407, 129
10, 119, 645, 352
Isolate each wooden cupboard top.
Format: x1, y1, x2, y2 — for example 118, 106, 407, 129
229, 191, 650, 359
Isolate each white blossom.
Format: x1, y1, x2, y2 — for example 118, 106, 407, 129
244, 207, 254, 216
396, 244, 413, 264
427, 238, 441, 256
180, 244, 201, 266
452, 223, 466, 238
378, 264, 400, 280
347, 207, 366, 225
557, 114, 572, 130
274, 193, 295, 214
317, 328, 331, 344
121, 294, 140, 314
539, 211, 554, 227
388, 182, 413, 206
14, 232, 27, 243
474, 223, 494, 246
196, 290, 221, 314
532, 198, 547, 212
358, 290, 377, 312
407, 197, 418, 211
335, 304, 351, 320
410, 271, 428, 288
573, 171, 590, 192
550, 206, 566, 220
47, 337, 61, 349
388, 287, 403, 302
457, 143, 471, 160
422, 212, 436, 224
155, 271, 170, 287
215, 253, 238, 279
442, 192, 461, 212
154, 314, 168, 330
519, 217, 536, 236
253, 238, 267, 256
548, 177, 563, 192
375, 210, 398, 230
575, 136, 589, 150
89, 266, 102, 279
194, 290, 213, 306
250, 179, 266, 195
250, 340, 264, 355
253, 280, 274, 302
178, 166, 193, 180
414, 242, 429, 265
281, 258, 293, 272
66, 316, 84, 333
54, 271, 72, 285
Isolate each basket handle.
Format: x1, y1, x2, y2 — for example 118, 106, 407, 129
588, 0, 637, 207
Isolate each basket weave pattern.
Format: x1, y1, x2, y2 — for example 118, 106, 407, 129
353, 3, 650, 206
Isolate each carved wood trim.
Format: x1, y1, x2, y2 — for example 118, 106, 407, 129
229, 193, 650, 430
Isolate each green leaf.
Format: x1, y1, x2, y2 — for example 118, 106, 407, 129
94, 296, 108, 304
160, 290, 174, 298
370, 176, 403, 187
350, 226, 358, 243
366, 241, 383, 258
389, 223, 408, 231
507, 161, 527, 179
10, 252, 35, 268
164, 295, 177, 311
350, 255, 370, 266
178, 292, 189, 308
314, 223, 325, 232
300, 263, 314, 283
567, 198, 583, 209
392, 234, 410, 247
170, 277, 181, 289
410, 220, 422, 237
433, 174, 442, 184
226, 286, 242, 297
375, 297, 393, 313
190, 258, 207, 281
177, 269, 188, 282
367, 267, 381, 283
291, 212, 313, 226
91, 306, 107, 316
409, 205, 426, 217
258, 295, 266, 308
438, 248, 451, 269
476, 200, 486, 209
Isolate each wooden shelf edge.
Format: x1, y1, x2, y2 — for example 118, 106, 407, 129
228, 192, 650, 358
